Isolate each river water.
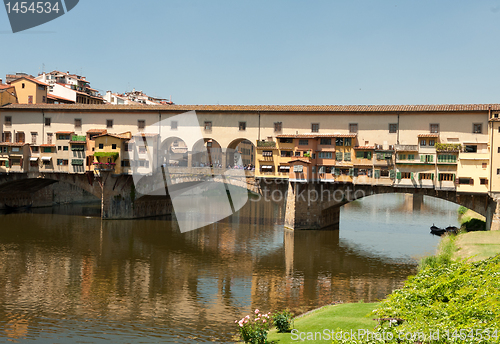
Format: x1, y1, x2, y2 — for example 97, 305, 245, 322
0, 194, 459, 343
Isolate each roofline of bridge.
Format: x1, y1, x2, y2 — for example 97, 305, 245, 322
1, 103, 500, 113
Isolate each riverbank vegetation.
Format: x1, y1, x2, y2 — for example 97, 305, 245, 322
264, 221, 500, 343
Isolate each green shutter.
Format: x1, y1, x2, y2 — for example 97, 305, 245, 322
348, 168, 354, 176
411, 172, 414, 179
428, 155, 434, 163
374, 169, 380, 178
431, 173, 434, 180
336, 151, 343, 161
6, 160, 9, 168
390, 170, 395, 179
396, 171, 401, 179
418, 173, 422, 180
344, 152, 351, 161
356, 151, 363, 159
334, 168, 341, 176
367, 152, 372, 159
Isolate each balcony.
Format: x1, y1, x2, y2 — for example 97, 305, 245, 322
257, 141, 276, 148
395, 145, 418, 151
93, 162, 116, 172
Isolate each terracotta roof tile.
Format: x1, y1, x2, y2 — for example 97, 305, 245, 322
11, 76, 49, 87
40, 144, 55, 147
354, 146, 375, 149
56, 131, 74, 134
87, 129, 107, 133
2, 103, 500, 113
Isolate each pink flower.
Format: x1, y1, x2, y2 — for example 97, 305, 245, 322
263, 319, 267, 323
255, 309, 260, 314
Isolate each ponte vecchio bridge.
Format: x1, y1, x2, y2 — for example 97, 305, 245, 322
1, 103, 500, 230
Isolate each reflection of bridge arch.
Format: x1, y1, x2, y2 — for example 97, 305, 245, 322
159, 137, 189, 167
191, 138, 222, 167
226, 139, 255, 168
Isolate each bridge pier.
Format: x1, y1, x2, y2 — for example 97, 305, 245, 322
284, 182, 340, 230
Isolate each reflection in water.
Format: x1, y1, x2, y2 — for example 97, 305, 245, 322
0, 194, 457, 343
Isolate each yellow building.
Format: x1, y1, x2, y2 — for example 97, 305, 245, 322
10, 77, 48, 104
0, 84, 17, 105
93, 132, 132, 174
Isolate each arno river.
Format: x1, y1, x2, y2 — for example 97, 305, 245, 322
0, 194, 460, 343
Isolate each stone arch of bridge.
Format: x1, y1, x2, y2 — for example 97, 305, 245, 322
285, 182, 496, 230
191, 138, 223, 167
158, 136, 189, 167
226, 138, 256, 168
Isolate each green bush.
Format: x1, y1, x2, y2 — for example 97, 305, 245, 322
461, 218, 486, 232
339, 255, 500, 343
458, 206, 468, 215
272, 309, 293, 333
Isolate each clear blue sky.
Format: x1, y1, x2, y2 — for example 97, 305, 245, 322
1, 0, 500, 105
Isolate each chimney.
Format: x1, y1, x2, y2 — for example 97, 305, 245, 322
0, 78, 3, 84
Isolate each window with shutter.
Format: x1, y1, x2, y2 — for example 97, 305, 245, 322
336, 151, 343, 161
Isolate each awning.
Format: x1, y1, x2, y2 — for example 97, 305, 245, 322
261, 166, 273, 169
0, 158, 7, 161
279, 165, 290, 170
41, 157, 52, 161
29, 157, 38, 161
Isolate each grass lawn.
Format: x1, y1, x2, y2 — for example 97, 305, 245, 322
453, 229, 500, 261
267, 302, 379, 344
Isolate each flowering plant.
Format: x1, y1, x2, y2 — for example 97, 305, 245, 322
235, 309, 272, 344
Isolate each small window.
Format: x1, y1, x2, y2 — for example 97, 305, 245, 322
483, 163, 488, 169
262, 151, 273, 157
98, 143, 104, 149
473, 123, 482, 134
311, 123, 319, 133
112, 144, 117, 150
139, 146, 147, 154
45, 118, 51, 126
401, 172, 412, 179
497, 168, 500, 175
22, 83, 25, 89
138, 120, 145, 129
429, 140, 435, 146
239, 122, 246, 131
464, 145, 477, 153
389, 123, 397, 133
349, 123, 358, 133
298, 139, 308, 145
4, 116, 11, 126
31, 132, 37, 144
320, 138, 331, 145
335, 138, 343, 146
280, 150, 292, 157
171, 121, 178, 130
430, 123, 439, 133
480, 178, 488, 185
47, 133, 53, 144
106, 120, 113, 129
420, 140, 426, 146
32, 146, 39, 153
274, 122, 282, 132
295, 151, 301, 157
204, 121, 212, 131
74, 118, 82, 129
58, 146, 62, 150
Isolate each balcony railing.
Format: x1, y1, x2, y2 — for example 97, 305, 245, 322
395, 144, 418, 151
